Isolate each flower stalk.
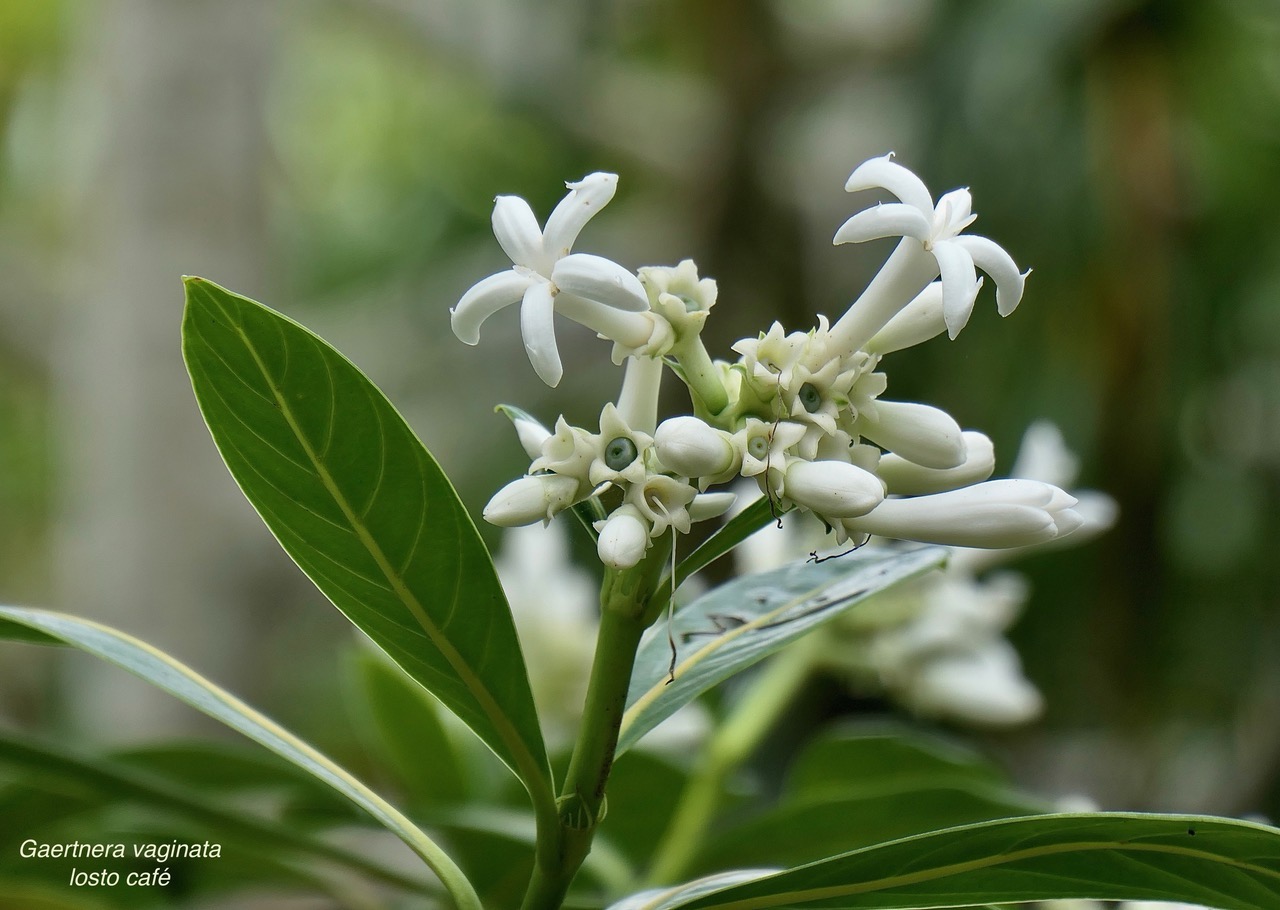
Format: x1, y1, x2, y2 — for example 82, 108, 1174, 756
520, 534, 672, 910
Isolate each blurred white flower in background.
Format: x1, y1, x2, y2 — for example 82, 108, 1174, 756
494, 521, 708, 752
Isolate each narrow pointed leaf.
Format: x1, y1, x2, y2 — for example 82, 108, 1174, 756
180, 278, 551, 810
618, 547, 945, 755
652, 813, 1280, 910
0, 606, 478, 910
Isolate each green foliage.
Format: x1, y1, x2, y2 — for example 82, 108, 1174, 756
618, 548, 946, 755
0, 606, 476, 908
180, 277, 551, 808
621, 813, 1280, 909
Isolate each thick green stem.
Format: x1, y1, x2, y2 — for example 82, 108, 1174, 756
646, 636, 818, 885
521, 536, 671, 910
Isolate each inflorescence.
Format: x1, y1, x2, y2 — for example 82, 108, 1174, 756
451, 155, 1082, 569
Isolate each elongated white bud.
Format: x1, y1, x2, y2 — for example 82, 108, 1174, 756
654, 416, 738, 479
483, 474, 580, 527
860, 400, 966, 470
843, 479, 1079, 548
595, 505, 650, 569
877, 430, 994, 495
782, 459, 884, 519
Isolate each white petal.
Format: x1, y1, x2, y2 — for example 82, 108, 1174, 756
860, 400, 966, 470
844, 154, 934, 214
834, 203, 932, 245
450, 269, 535, 344
541, 172, 618, 261
934, 188, 976, 235
484, 474, 581, 527
551, 253, 648, 312
953, 235, 1027, 316
492, 195, 545, 271
688, 492, 738, 522
520, 281, 563, 387
931, 240, 980, 339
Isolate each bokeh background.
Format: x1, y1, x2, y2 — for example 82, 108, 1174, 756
2, 0, 1279, 864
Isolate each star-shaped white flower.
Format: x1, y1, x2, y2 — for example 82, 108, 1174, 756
834, 154, 1030, 341
450, 173, 651, 387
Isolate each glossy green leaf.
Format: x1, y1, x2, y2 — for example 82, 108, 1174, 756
180, 277, 551, 810
0, 606, 478, 910
646, 813, 1280, 909
617, 547, 946, 755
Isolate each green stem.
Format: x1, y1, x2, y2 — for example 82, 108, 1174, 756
521, 536, 672, 910
673, 336, 729, 417
645, 636, 818, 886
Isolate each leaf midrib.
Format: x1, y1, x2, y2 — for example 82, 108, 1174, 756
203, 289, 552, 808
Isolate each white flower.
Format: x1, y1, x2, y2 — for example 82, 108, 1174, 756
640, 259, 718, 342
483, 473, 582, 527
495, 523, 597, 744
626, 474, 699, 537
830, 154, 1029, 351
893, 638, 1043, 726
587, 403, 653, 488
736, 418, 807, 493
841, 478, 1082, 549
450, 173, 658, 386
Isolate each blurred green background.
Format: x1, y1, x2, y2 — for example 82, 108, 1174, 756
1, 0, 1278, 851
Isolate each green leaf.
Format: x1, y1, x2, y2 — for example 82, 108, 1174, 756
346, 648, 468, 805
0, 606, 479, 910
691, 781, 1050, 874
641, 813, 1280, 909
180, 277, 551, 812
786, 723, 1005, 798
650, 498, 777, 617
617, 547, 946, 755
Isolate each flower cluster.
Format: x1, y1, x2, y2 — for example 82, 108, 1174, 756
452, 155, 1078, 569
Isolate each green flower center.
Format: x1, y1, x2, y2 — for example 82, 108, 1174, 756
798, 382, 822, 413
747, 435, 770, 460
604, 436, 638, 471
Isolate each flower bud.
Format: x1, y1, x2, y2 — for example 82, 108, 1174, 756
654, 417, 738, 480
782, 459, 884, 519
687, 492, 737, 523
843, 479, 1079, 549
877, 430, 995, 495
594, 505, 650, 569
860, 400, 966, 470
483, 474, 580, 528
